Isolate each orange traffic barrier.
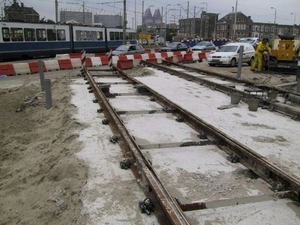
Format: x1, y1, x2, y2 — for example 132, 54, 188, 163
176, 54, 183, 62
58, 59, 73, 70
146, 58, 159, 64
0, 64, 15, 76
133, 54, 143, 60
118, 56, 128, 61
183, 53, 193, 62
69, 53, 81, 58
198, 52, 204, 60
165, 57, 174, 62
148, 53, 156, 59
161, 52, 169, 58
173, 51, 182, 56
100, 56, 109, 65
29, 61, 46, 74
117, 60, 134, 70
86, 58, 93, 67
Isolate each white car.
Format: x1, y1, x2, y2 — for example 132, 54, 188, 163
207, 43, 255, 67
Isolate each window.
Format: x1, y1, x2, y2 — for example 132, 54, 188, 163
115, 32, 120, 40
2, 27, 10, 42
90, 31, 97, 40
110, 31, 115, 40
57, 29, 66, 41
83, 31, 90, 40
261, 25, 264, 32
265, 26, 269, 32
47, 29, 56, 41
120, 32, 123, 40
11, 28, 23, 41
76, 30, 83, 40
24, 28, 35, 41
36, 29, 46, 41
97, 31, 103, 40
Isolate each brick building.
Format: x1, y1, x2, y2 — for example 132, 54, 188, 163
4, 0, 39, 23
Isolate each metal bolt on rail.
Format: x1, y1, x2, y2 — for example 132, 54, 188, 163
97, 108, 103, 113
176, 116, 184, 122
109, 135, 119, 143
197, 132, 207, 139
120, 158, 131, 170
102, 119, 109, 125
93, 99, 98, 103
139, 198, 154, 215
227, 153, 239, 163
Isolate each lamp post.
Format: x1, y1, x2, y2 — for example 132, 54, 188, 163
271, 7, 277, 37
123, 0, 126, 44
233, 0, 238, 40
165, 4, 170, 42
201, 2, 207, 12
291, 13, 296, 35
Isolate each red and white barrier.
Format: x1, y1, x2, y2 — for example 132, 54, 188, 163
81, 50, 86, 68
0, 50, 215, 76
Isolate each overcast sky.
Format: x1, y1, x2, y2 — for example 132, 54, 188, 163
2, 0, 299, 28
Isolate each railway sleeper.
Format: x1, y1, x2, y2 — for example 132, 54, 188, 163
179, 191, 293, 211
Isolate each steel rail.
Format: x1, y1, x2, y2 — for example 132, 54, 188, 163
141, 60, 300, 118
83, 67, 191, 225
112, 65, 300, 206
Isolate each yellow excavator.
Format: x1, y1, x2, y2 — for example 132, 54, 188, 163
268, 35, 300, 73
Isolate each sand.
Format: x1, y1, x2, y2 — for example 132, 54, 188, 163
0, 76, 88, 224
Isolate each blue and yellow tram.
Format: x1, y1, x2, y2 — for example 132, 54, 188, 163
0, 21, 137, 60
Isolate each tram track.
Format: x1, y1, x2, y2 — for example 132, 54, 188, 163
81, 64, 300, 224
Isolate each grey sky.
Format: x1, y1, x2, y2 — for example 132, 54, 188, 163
2, 0, 299, 27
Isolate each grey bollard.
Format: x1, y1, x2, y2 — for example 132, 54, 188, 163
297, 61, 300, 93
38, 60, 45, 91
237, 45, 244, 79
45, 79, 52, 109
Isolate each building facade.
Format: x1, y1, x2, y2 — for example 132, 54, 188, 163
94, 14, 122, 27
60, 10, 92, 25
179, 10, 300, 41
178, 12, 219, 40
4, 0, 39, 23
216, 12, 253, 40
252, 22, 299, 39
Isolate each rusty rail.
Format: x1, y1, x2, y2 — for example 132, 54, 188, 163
83, 67, 191, 225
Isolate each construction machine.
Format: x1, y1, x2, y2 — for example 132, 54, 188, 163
268, 35, 300, 73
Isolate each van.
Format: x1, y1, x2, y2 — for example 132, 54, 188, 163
207, 43, 255, 67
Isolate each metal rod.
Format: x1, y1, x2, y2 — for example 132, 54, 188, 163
237, 45, 243, 78
38, 60, 45, 91
45, 79, 52, 109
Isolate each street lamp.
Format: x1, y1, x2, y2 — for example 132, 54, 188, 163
201, 2, 208, 12
291, 13, 296, 34
165, 4, 170, 42
271, 7, 277, 37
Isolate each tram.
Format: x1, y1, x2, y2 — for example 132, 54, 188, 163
0, 21, 137, 60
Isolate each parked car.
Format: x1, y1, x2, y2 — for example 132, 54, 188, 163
239, 37, 259, 49
191, 41, 216, 51
106, 44, 145, 56
159, 42, 189, 52
219, 40, 236, 49
207, 43, 255, 67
